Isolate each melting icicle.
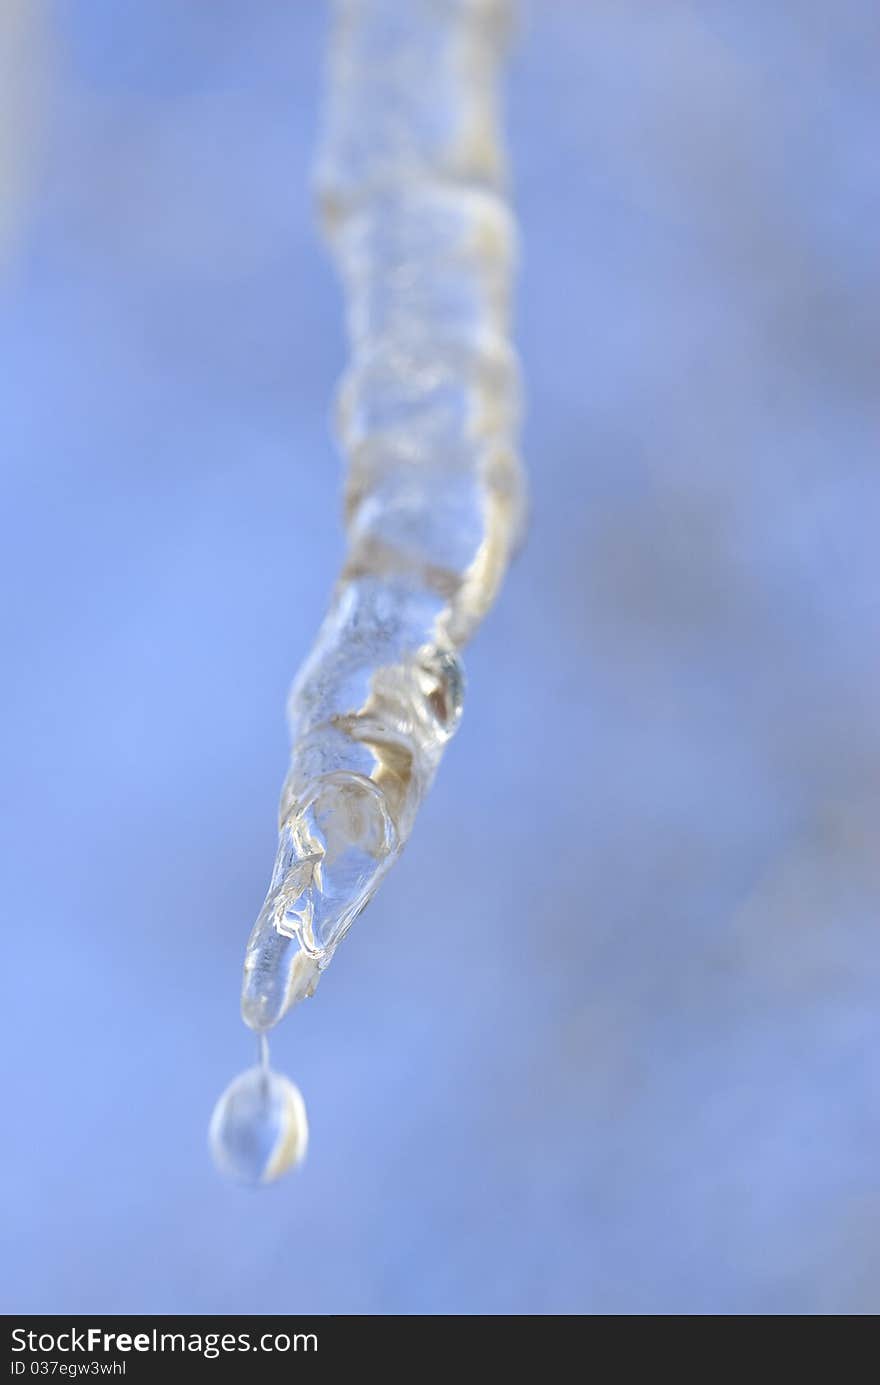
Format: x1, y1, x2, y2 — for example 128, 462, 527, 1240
212, 0, 524, 1182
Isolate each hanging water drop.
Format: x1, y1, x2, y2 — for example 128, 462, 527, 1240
209, 1050, 308, 1186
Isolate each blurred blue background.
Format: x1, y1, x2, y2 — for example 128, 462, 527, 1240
2, 1, 879, 1314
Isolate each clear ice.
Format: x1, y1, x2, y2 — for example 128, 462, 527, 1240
240, 0, 525, 1038
218, 0, 524, 1183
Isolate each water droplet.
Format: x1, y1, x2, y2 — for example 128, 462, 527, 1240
209, 1066, 308, 1185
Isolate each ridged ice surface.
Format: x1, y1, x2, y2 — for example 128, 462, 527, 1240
241, 0, 525, 1032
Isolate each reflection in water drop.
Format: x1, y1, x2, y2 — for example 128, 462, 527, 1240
209, 1065, 308, 1186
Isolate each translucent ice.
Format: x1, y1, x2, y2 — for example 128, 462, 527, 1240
239, 0, 523, 1032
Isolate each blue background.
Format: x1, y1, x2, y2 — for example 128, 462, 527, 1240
3, 1, 879, 1314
